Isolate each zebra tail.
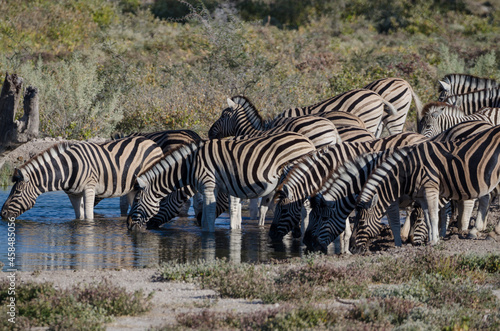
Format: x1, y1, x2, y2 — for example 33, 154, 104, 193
411, 88, 424, 131
381, 98, 398, 116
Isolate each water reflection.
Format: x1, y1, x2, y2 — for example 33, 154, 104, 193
0, 188, 304, 272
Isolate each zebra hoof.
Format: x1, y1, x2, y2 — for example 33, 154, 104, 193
466, 228, 478, 240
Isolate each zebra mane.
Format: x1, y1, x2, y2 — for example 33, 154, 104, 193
275, 147, 325, 194
18, 142, 75, 175
140, 141, 200, 183
421, 101, 463, 118
357, 146, 414, 205
231, 95, 269, 129
310, 149, 388, 198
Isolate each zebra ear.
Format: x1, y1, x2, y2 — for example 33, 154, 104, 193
431, 107, 445, 118
439, 80, 451, 92
13, 168, 28, 182
227, 98, 237, 110
135, 176, 147, 190
451, 96, 462, 107
366, 193, 379, 209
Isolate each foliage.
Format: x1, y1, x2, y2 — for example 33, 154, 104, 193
0, 0, 499, 139
0, 279, 152, 330
158, 249, 500, 330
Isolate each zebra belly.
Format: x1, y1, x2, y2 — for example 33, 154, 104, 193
221, 177, 279, 199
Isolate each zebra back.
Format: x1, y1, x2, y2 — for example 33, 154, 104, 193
444, 87, 500, 115
337, 125, 376, 143
431, 120, 494, 142
364, 77, 422, 135
438, 74, 498, 101
114, 129, 202, 154
274, 89, 397, 136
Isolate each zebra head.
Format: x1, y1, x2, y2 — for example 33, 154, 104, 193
269, 186, 303, 242
303, 194, 334, 254
419, 103, 447, 138
350, 193, 383, 254
127, 175, 162, 230
1, 168, 38, 220
408, 205, 427, 246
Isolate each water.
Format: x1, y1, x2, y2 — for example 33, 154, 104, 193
0, 188, 303, 272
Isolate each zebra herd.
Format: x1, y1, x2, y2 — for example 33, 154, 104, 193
2, 74, 500, 254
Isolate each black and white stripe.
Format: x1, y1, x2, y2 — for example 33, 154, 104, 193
269, 132, 426, 242
364, 77, 422, 136
274, 88, 397, 137
444, 87, 500, 115
127, 132, 317, 232
438, 74, 497, 101
352, 125, 500, 252
1, 137, 164, 220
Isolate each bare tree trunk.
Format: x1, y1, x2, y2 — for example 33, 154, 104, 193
0, 73, 39, 150
0, 73, 23, 147
15, 86, 39, 143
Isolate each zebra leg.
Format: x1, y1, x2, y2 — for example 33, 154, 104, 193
458, 199, 475, 233
474, 194, 491, 232
249, 198, 259, 220
423, 191, 440, 245
334, 235, 342, 254
201, 188, 217, 232
229, 195, 242, 230
68, 193, 84, 220
341, 217, 352, 255
300, 199, 311, 237
387, 201, 402, 247
258, 193, 275, 226
83, 188, 96, 220
400, 206, 412, 242
438, 204, 450, 238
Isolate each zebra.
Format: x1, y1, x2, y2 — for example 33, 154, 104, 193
351, 125, 500, 252
364, 77, 423, 136
419, 102, 500, 137
274, 88, 398, 137
127, 132, 317, 232
1, 136, 164, 220
444, 87, 500, 115
336, 125, 376, 143
438, 74, 497, 102
112, 129, 204, 228
269, 132, 426, 243
407, 121, 498, 243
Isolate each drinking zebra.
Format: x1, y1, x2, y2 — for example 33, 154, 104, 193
269, 132, 426, 242
352, 125, 500, 252
274, 88, 397, 137
438, 74, 497, 101
127, 132, 316, 232
419, 102, 500, 137
444, 87, 500, 114
1, 136, 163, 220
114, 129, 204, 228
364, 77, 422, 136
